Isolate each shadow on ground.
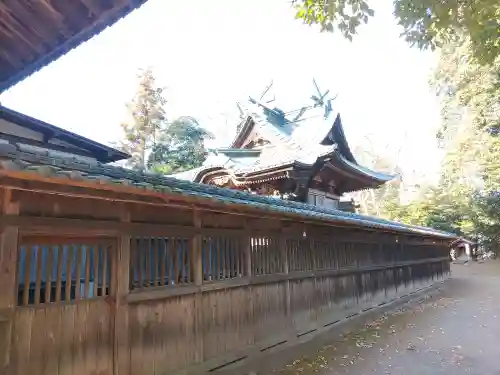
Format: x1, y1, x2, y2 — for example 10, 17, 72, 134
266, 261, 500, 375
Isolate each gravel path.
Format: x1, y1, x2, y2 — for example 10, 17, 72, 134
270, 261, 500, 375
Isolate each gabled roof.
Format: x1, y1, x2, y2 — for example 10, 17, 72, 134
0, 105, 129, 163
177, 100, 394, 189
229, 101, 363, 166
0, 0, 149, 91
320, 114, 356, 163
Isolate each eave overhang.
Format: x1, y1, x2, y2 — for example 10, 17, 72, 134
196, 162, 299, 185
230, 117, 255, 148
309, 151, 395, 194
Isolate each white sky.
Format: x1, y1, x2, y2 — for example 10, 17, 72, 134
0, 0, 442, 182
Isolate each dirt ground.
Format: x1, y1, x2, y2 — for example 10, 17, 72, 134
268, 261, 500, 375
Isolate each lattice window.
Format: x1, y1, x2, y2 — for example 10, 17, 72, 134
357, 243, 377, 266
405, 244, 426, 260
313, 240, 336, 270
286, 237, 314, 272
251, 236, 282, 276
17, 237, 113, 306
130, 237, 191, 290
381, 244, 397, 262
332, 243, 358, 269
202, 236, 245, 281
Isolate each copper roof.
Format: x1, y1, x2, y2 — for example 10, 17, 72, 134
174, 103, 394, 190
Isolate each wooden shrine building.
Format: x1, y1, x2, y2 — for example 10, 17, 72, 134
174, 85, 394, 212
0, 3, 458, 375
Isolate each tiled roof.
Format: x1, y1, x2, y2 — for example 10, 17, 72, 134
1, 105, 130, 163
0, 141, 457, 240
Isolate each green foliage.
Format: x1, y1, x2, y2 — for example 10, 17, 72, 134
383, 187, 473, 236
118, 67, 167, 170
350, 144, 403, 217
292, 0, 374, 40
118, 69, 212, 175
294, 4, 500, 248
382, 38, 500, 252
292, 0, 369, 36
471, 193, 500, 252
293, 0, 500, 64
148, 116, 213, 174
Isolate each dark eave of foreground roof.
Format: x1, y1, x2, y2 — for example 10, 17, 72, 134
0, 0, 149, 92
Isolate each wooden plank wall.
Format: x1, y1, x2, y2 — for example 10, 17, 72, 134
0, 188, 451, 375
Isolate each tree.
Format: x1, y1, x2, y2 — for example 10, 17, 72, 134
148, 116, 214, 174
349, 142, 403, 217
432, 39, 500, 191
383, 38, 500, 252
384, 186, 474, 235
292, 0, 500, 64
117, 68, 167, 170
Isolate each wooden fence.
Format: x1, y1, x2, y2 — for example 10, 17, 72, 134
0, 185, 452, 375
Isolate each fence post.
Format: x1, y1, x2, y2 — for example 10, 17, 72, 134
310, 236, 317, 271
244, 221, 252, 277
190, 209, 204, 363
113, 208, 131, 375
0, 188, 19, 375
191, 209, 203, 285
280, 228, 291, 318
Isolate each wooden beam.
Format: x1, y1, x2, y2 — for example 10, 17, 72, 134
113, 207, 131, 375
0, 214, 449, 248
190, 208, 204, 363
126, 257, 449, 303
244, 220, 252, 277
0, 188, 19, 373
1, 0, 54, 42
1, 215, 196, 237
190, 209, 203, 286
80, 0, 103, 16
279, 229, 291, 317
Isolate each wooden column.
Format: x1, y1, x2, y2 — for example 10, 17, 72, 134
280, 231, 289, 275
280, 229, 291, 318
0, 188, 19, 375
378, 242, 383, 265
190, 209, 203, 285
244, 220, 252, 277
310, 236, 317, 271
190, 209, 204, 363
242, 218, 255, 346
113, 208, 131, 375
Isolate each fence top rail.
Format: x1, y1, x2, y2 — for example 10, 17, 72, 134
0, 144, 457, 241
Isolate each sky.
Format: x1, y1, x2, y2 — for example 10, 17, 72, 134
0, 0, 443, 183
